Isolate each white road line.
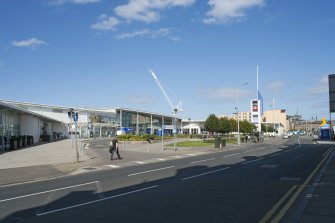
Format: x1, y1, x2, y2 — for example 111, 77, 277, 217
171, 156, 182, 159
284, 149, 294, 153
242, 158, 264, 165
157, 158, 166, 161
258, 147, 267, 150
182, 167, 231, 181
223, 153, 240, 157
269, 153, 281, 157
134, 161, 146, 164
185, 154, 196, 156
0, 181, 99, 203
105, 165, 121, 168
36, 185, 159, 216
244, 150, 255, 153
190, 158, 215, 164
128, 166, 175, 176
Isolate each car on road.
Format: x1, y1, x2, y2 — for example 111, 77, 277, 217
283, 135, 289, 139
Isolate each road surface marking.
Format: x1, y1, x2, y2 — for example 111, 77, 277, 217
182, 167, 231, 181
36, 185, 159, 216
185, 154, 196, 156
258, 147, 266, 150
244, 150, 255, 153
259, 185, 298, 223
105, 165, 121, 168
171, 156, 182, 159
128, 166, 175, 176
269, 153, 281, 157
242, 158, 264, 165
0, 181, 99, 203
223, 153, 240, 158
134, 161, 146, 164
284, 149, 294, 153
157, 158, 166, 161
190, 158, 215, 164
268, 148, 334, 222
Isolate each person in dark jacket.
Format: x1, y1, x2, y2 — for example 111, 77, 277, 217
109, 136, 121, 160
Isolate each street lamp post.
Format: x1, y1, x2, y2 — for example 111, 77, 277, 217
68, 108, 79, 163
236, 83, 248, 146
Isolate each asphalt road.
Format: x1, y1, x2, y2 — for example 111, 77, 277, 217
0, 136, 330, 223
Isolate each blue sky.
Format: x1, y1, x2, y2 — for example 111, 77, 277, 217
0, 0, 334, 121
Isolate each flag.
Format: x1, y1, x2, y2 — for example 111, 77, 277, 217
257, 90, 264, 115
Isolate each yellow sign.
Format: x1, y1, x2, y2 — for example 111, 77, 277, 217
320, 118, 327, 127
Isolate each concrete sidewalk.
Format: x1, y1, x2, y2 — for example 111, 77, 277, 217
296, 147, 335, 222
0, 139, 90, 186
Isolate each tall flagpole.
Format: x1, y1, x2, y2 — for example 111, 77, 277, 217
257, 65, 261, 132
257, 65, 259, 99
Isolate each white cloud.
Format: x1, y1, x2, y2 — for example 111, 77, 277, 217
203, 0, 264, 24
199, 87, 250, 102
11, 38, 47, 48
307, 76, 328, 95
47, 0, 99, 6
115, 28, 179, 41
91, 14, 120, 31
115, 0, 195, 23
264, 80, 284, 94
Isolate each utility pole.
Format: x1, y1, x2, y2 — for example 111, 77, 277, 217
68, 108, 79, 163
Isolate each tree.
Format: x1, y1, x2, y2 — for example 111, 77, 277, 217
204, 114, 220, 134
229, 119, 237, 133
219, 117, 231, 135
240, 120, 256, 133
261, 123, 273, 132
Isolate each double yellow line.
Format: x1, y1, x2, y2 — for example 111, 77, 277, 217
259, 147, 334, 223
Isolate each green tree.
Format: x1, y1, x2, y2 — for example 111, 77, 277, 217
261, 123, 273, 132
229, 119, 237, 133
219, 117, 231, 135
204, 114, 220, 133
240, 120, 256, 133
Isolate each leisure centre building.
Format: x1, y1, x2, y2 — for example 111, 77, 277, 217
0, 99, 183, 151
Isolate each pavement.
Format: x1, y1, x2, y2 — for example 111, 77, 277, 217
0, 136, 335, 222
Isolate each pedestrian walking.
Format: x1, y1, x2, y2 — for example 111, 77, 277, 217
109, 136, 121, 160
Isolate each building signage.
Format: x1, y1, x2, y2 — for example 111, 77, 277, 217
328, 74, 335, 112
251, 99, 261, 132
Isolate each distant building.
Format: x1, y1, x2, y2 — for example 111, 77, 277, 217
286, 114, 303, 131
232, 111, 251, 122
0, 99, 182, 141
181, 119, 205, 135
262, 109, 287, 134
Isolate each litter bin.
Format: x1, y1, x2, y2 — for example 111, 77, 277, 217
214, 136, 221, 148
221, 139, 226, 147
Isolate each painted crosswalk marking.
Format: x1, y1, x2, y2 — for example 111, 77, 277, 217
105, 165, 121, 168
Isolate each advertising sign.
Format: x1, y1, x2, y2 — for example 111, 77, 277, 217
329, 74, 335, 112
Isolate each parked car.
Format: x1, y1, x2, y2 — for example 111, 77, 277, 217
283, 135, 289, 139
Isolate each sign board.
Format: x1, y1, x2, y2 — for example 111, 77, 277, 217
251, 99, 261, 132
329, 74, 335, 112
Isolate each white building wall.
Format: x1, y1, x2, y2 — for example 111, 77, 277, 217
20, 115, 39, 144
24, 106, 89, 124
